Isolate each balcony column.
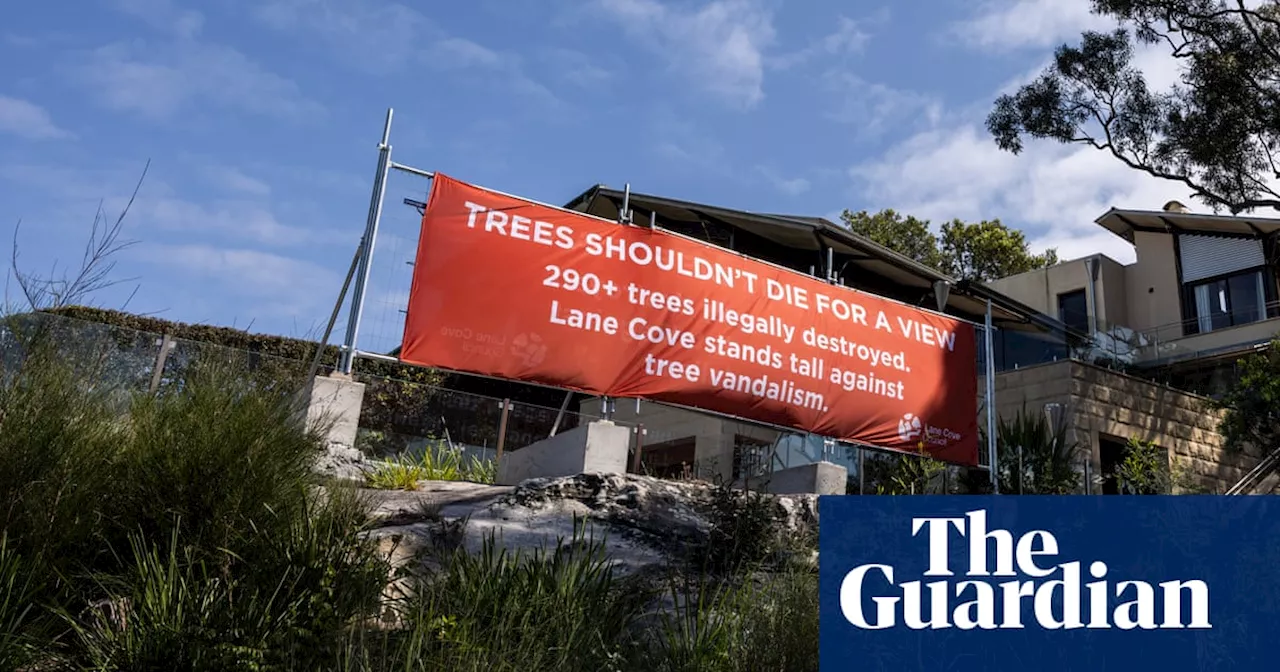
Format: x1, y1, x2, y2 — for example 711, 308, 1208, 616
1084, 257, 1101, 336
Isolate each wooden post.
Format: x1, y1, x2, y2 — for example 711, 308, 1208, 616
494, 399, 512, 462
148, 334, 174, 394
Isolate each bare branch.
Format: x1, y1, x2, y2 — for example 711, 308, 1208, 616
9, 160, 150, 312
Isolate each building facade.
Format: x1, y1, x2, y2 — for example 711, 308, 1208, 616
568, 190, 1276, 495
986, 201, 1280, 493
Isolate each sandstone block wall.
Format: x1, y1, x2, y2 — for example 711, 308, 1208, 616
992, 361, 1262, 493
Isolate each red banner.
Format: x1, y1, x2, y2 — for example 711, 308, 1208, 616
401, 174, 980, 465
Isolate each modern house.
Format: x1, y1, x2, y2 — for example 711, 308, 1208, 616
986, 200, 1280, 494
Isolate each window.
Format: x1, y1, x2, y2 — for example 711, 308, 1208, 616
1057, 289, 1089, 333
731, 435, 772, 481
1185, 268, 1268, 334
1098, 436, 1126, 495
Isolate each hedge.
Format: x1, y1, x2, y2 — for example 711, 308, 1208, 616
39, 306, 586, 445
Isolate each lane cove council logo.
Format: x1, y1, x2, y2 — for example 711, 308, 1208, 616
839, 509, 1213, 631
897, 413, 922, 442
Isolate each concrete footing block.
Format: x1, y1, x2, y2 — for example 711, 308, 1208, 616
497, 420, 631, 486
738, 461, 849, 496
304, 373, 366, 449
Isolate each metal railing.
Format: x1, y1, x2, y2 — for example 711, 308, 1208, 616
1064, 301, 1280, 370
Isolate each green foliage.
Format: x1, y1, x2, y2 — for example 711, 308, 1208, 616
0, 322, 389, 668
365, 446, 497, 490
839, 209, 947, 270
358, 522, 649, 672
841, 210, 1057, 281
0, 314, 819, 671
1215, 338, 1280, 454
987, 0, 1280, 214
39, 305, 448, 436
366, 459, 429, 491
1113, 437, 1169, 495
0, 536, 44, 671
698, 485, 790, 574
645, 570, 818, 672
991, 406, 1083, 495
109, 358, 324, 567
938, 219, 1059, 282
867, 449, 947, 495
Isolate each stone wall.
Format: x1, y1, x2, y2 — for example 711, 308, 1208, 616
992, 360, 1263, 493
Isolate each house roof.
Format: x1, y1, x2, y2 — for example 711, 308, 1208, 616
1096, 207, 1280, 243
563, 184, 1082, 338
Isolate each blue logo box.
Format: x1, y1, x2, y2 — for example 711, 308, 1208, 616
818, 496, 1280, 671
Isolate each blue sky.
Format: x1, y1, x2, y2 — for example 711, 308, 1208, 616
0, 0, 1194, 351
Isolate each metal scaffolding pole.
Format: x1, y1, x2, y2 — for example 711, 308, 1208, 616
985, 298, 999, 493
339, 108, 394, 375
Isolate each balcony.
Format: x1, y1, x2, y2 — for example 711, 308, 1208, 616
1071, 301, 1280, 369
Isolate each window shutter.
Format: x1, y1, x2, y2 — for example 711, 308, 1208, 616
1178, 234, 1265, 283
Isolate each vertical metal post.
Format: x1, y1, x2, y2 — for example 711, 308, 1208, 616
826, 246, 835, 283
631, 424, 646, 473
1018, 445, 1024, 495
858, 447, 865, 495
494, 398, 512, 462
620, 183, 632, 224
985, 299, 1000, 494
339, 108, 394, 374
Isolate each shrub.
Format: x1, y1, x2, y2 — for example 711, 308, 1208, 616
697, 485, 788, 575
992, 405, 1083, 495
645, 569, 818, 672
365, 446, 497, 490
0, 321, 389, 668
1113, 437, 1204, 494
0, 332, 129, 586
354, 521, 650, 672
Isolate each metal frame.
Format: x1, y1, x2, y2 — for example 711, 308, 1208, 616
324, 107, 1003, 480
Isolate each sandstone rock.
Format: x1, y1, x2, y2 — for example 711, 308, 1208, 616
313, 442, 371, 482
358, 473, 820, 580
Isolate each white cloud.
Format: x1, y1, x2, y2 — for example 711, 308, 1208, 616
852, 124, 1201, 264
422, 37, 566, 113
250, 0, 434, 70
770, 16, 869, 70
127, 190, 348, 247
755, 166, 810, 196
0, 96, 73, 140
594, 0, 776, 108
951, 0, 1113, 51
823, 73, 942, 140
542, 48, 614, 88
430, 37, 503, 68
201, 165, 271, 197
72, 40, 324, 121
110, 0, 204, 38
139, 243, 338, 316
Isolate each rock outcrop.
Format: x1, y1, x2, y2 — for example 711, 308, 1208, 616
359, 473, 819, 579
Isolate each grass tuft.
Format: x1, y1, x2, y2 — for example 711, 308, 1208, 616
365, 445, 497, 490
